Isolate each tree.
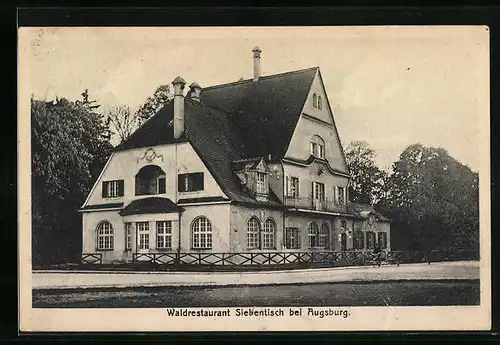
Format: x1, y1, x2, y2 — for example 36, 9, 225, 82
379, 143, 479, 253
345, 141, 387, 205
106, 104, 139, 143
135, 84, 173, 124
31, 92, 113, 267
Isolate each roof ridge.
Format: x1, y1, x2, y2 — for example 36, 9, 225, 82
202, 66, 319, 91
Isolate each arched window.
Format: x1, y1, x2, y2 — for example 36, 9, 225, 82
135, 165, 166, 196
308, 222, 319, 248
96, 221, 114, 250
262, 218, 276, 249
310, 135, 325, 159
317, 95, 323, 110
313, 93, 318, 108
247, 217, 260, 249
319, 223, 329, 249
191, 216, 212, 249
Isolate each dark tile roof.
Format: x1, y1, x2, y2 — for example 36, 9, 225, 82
348, 202, 390, 221
80, 202, 123, 211
201, 67, 318, 159
112, 67, 318, 206
119, 197, 184, 216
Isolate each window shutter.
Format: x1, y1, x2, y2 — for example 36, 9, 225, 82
178, 174, 184, 192
333, 186, 337, 204
102, 182, 108, 198
117, 180, 124, 197
311, 181, 315, 200
158, 177, 166, 194
196, 173, 204, 191
285, 176, 289, 197
296, 178, 300, 198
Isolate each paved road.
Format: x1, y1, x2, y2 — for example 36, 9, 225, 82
32, 261, 480, 290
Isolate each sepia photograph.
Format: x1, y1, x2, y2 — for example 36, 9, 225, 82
18, 25, 490, 331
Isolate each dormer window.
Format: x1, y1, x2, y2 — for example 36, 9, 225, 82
256, 172, 267, 194
135, 165, 166, 196
310, 135, 325, 159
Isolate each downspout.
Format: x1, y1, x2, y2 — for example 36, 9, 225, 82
176, 141, 182, 263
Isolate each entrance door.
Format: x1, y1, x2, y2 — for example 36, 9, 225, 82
136, 221, 150, 253
341, 233, 347, 251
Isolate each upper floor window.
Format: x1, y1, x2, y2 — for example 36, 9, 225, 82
135, 165, 166, 196
192, 216, 212, 249
337, 186, 345, 205
317, 96, 323, 110
313, 181, 325, 201
102, 180, 124, 198
310, 135, 325, 159
286, 176, 300, 198
96, 221, 114, 250
313, 93, 318, 108
178, 172, 204, 192
256, 172, 267, 195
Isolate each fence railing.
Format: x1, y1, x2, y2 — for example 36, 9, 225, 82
81, 253, 103, 264
81, 250, 478, 268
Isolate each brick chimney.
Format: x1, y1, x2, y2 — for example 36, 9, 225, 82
189, 82, 202, 102
252, 46, 262, 81
172, 76, 186, 139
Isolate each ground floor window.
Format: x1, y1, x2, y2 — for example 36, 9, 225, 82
378, 232, 388, 249
366, 231, 376, 249
96, 221, 114, 250
354, 231, 364, 249
285, 227, 300, 249
125, 222, 132, 250
156, 221, 172, 249
308, 222, 319, 248
137, 221, 150, 250
192, 216, 212, 249
262, 218, 276, 249
247, 217, 260, 249
319, 223, 329, 249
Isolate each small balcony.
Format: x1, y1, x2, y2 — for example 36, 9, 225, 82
284, 196, 348, 214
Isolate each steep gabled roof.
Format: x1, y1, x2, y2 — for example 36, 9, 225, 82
200, 67, 318, 159
348, 202, 390, 222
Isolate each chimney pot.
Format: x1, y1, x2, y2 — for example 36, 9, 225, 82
252, 46, 262, 81
189, 82, 202, 102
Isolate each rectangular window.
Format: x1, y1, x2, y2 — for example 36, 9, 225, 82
125, 222, 132, 250
178, 173, 204, 192
137, 222, 150, 250
286, 176, 300, 198
285, 227, 300, 249
338, 186, 345, 205
256, 172, 267, 194
378, 232, 388, 249
313, 182, 325, 201
354, 231, 364, 249
102, 180, 124, 198
366, 231, 376, 249
157, 177, 166, 194
156, 221, 172, 249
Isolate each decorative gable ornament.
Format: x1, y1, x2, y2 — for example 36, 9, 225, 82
137, 147, 163, 164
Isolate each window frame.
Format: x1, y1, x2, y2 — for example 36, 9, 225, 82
366, 231, 376, 249
308, 222, 319, 248
125, 222, 132, 251
247, 217, 261, 249
102, 180, 124, 198
136, 221, 150, 250
337, 186, 345, 205
313, 93, 318, 108
317, 95, 323, 110
262, 218, 276, 249
178, 172, 205, 192
285, 227, 300, 249
96, 221, 114, 251
191, 216, 213, 250
286, 176, 300, 199
378, 232, 388, 249
156, 221, 172, 249
319, 223, 329, 249
313, 181, 325, 202
354, 231, 365, 249
256, 172, 267, 195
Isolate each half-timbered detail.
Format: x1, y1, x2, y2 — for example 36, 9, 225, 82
79, 47, 391, 265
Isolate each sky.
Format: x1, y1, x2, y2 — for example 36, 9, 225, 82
22, 26, 489, 172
